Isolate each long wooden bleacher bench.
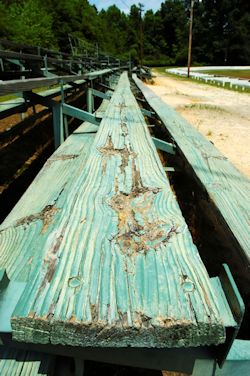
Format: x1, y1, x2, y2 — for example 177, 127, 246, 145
132, 73, 250, 328
0, 72, 242, 374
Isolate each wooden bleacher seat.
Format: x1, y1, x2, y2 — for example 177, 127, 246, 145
0, 72, 232, 349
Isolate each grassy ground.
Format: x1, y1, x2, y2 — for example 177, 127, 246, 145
196, 69, 250, 79
0, 85, 60, 103
0, 94, 18, 102
153, 67, 250, 94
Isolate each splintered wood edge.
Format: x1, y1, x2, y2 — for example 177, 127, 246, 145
11, 316, 225, 348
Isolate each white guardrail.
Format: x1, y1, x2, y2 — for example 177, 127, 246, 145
166, 66, 250, 91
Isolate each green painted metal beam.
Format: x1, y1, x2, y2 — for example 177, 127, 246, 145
62, 103, 101, 126
91, 88, 112, 100
23, 91, 56, 108
52, 103, 64, 149
141, 108, 155, 117
152, 136, 176, 155
164, 167, 175, 172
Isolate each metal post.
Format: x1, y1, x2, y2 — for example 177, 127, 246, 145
87, 87, 93, 114
52, 103, 64, 149
60, 81, 64, 104
187, 0, 194, 78
44, 55, 48, 76
0, 58, 4, 72
74, 358, 85, 376
64, 116, 69, 138
60, 81, 69, 139
20, 65, 25, 121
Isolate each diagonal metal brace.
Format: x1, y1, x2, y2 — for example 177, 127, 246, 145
62, 103, 101, 126
152, 137, 176, 155
141, 108, 155, 117
91, 88, 112, 100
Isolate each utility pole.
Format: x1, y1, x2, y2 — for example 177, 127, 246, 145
138, 2, 144, 67
187, 0, 194, 78
187, 0, 202, 78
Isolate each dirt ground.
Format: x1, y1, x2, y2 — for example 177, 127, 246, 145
148, 71, 250, 178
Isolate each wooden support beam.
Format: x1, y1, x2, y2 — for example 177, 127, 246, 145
5, 72, 229, 349
0, 69, 114, 95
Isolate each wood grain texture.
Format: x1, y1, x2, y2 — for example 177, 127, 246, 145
132, 74, 250, 264
0, 99, 108, 282
0, 348, 54, 375
9, 72, 225, 348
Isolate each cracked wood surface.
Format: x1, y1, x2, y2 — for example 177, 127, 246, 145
0, 109, 105, 282
3, 73, 225, 348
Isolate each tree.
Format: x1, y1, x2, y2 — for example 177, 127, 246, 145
7, 0, 57, 48
0, 0, 249, 66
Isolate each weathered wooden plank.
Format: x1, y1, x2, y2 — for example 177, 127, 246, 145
0, 348, 54, 375
0, 69, 114, 95
0, 99, 109, 282
132, 74, 250, 264
10, 72, 225, 348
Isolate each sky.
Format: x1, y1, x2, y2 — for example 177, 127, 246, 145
89, 0, 163, 13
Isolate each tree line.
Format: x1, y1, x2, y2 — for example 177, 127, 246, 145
0, 0, 249, 66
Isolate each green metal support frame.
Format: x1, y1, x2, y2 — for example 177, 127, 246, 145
91, 88, 112, 100
141, 108, 155, 118
87, 87, 111, 114
152, 136, 176, 155
23, 91, 65, 149
214, 264, 245, 367
23, 84, 103, 149
62, 103, 101, 127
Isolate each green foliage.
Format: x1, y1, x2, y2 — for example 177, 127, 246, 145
0, 0, 249, 66
2, 0, 57, 48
